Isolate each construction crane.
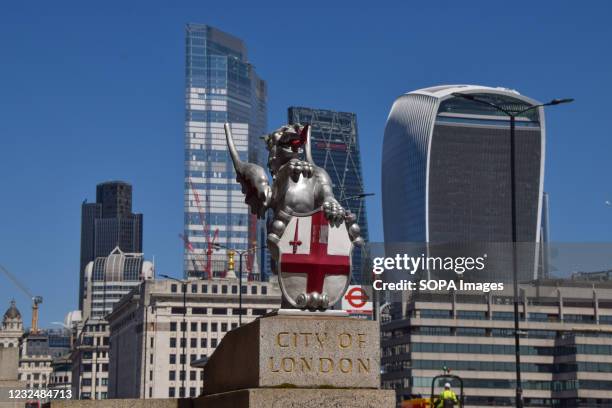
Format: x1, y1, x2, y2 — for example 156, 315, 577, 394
179, 233, 209, 278
205, 229, 220, 278
188, 179, 220, 279
0, 263, 43, 333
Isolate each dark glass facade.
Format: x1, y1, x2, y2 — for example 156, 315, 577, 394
428, 95, 542, 243
79, 181, 142, 309
287, 107, 370, 284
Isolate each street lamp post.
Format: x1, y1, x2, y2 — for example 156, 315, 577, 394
160, 274, 187, 395
451, 92, 573, 408
214, 244, 260, 326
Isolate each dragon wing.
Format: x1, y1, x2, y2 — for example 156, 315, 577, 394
224, 123, 271, 218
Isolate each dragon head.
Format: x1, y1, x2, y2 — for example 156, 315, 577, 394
264, 123, 311, 175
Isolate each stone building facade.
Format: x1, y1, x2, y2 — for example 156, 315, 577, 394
107, 278, 281, 398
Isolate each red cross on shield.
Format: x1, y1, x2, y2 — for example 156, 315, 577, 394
276, 209, 353, 308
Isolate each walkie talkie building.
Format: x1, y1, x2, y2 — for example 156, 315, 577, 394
382, 85, 546, 281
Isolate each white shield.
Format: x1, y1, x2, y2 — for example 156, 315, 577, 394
275, 209, 353, 309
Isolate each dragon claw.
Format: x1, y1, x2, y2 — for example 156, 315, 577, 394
323, 200, 346, 227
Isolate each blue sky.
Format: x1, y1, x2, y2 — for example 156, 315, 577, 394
1, 1, 611, 327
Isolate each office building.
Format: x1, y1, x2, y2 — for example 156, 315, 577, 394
572, 269, 612, 282
382, 85, 546, 281
81, 246, 154, 319
48, 354, 72, 392
107, 278, 281, 398
18, 329, 71, 390
71, 319, 109, 400
288, 107, 370, 284
381, 280, 612, 407
184, 24, 268, 279
79, 181, 143, 309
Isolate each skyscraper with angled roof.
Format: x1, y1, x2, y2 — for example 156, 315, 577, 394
184, 24, 268, 280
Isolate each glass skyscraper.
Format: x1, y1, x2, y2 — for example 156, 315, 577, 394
382, 85, 546, 282
287, 107, 369, 284
184, 24, 267, 279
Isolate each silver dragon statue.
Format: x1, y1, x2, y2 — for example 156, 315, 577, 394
224, 122, 363, 310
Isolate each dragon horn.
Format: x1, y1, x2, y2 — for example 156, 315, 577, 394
302, 124, 314, 164
224, 122, 244, 172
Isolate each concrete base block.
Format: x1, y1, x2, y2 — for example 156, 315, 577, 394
195, 388, 395, 408
203, 314, 381, 395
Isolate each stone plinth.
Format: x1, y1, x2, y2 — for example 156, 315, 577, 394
43, 400, 190, 408
203, 313, 381, 395
0, 348, 19, 381
195, 388, 395, 408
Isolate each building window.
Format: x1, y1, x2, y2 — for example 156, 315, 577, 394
191, 284, 197, 293
261, 286, 267, 295
212, 285, 218, 294
201, 322, 208, 331
179, 387, 185, 398
169, 371, 176, 381
201, 338, 207, 348
171, 284, 177, 293
169, 354, 176, 364
231, 323, 237, 330
172, 307, 186, 315
221, 323, 228, 332
180, 322, 187, 331
190, 371, 196, 381
168, 388, 175, 398
222, 285, 228, 294
232, 285, 238, 294
190, 338, 197, 348
456, 310, 486, 320
211, 339, 218, 348
251, 286, 257, 295
170, 338, 177, 347
420, 309, 452, 319
212, 308, 227, 315
202, 285, 208, 294
191, 322, 197, 331
180, 338, 186, 348
190, 387, 196, 397
170, 322, 177, 331
241, 286, 247, 294
180, 354, 186, 364
179, 370, 186, 381
211, 323, 218, 332
193, 307, 207, 315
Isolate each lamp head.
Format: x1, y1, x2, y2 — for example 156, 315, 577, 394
548, 98, 574, 106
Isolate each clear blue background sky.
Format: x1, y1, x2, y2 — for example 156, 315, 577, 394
1, 1, 611, 327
